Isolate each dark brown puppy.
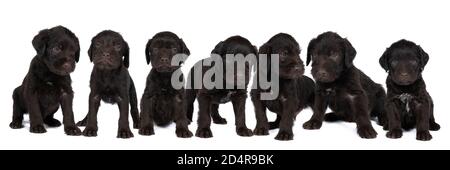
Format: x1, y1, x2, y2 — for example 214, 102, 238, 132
303, 32, 386, 139
379, 39, 440, 141
138, 31, 192, 138
10, 26, 81, 135
251, 33, 315, 140
76, 30, 139, 138
186, 36, 257, 138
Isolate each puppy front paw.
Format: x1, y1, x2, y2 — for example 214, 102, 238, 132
253, 127, 269, 136
65, 125, 81, 136
303, 119, 322, 129
357, 126, 377, 139
30, 125, 47, 133
9, 121, 24, 129
386, 129, 402, 139
82, 127, 98, 137
236, 127, 253, 137
195, 128, 213, 138
275, 131, 293, 141
430, 122, 440, 131
212, 117, 227, 124
417, 131, 432, 141
176, 128, 193, 138
139, 127, 155, 136
117, 128, 134, 139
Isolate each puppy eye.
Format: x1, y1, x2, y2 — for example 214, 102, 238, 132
95, 42, 102, 48
114, 45, 122, 51
391, 60, 398, 67
171, 47, 178, 53
52, 46, 62, 54
409, 60, 418, 65
153, 48, 159, 53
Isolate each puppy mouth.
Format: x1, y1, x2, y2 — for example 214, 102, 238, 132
155, 65, 178, 72
393, 79, 415, 86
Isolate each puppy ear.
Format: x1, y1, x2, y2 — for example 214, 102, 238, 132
379, 48, 390, 72
179, 38, 190, 56
145, 39, 153, 65
258, 43, 271, 56
123, 41, 130, 68
417, 45, 429, 70
32, 29, 50, 57
306, 38, 317, 66
88, 39, 94, 62
343, 38, 356, 68
61, 27, 80, 62
211, 41, 225, 56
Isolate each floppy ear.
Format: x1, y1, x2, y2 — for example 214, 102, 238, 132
379, 48, 390, 72
211, 41, 225, 56
258, 43, 271, 56
145, 39, 153, 65
61, 27, 80, 62
123, 41, 130, 68
179, 38, 190, 56
417, 45, 429, 70
88, 39, 94, 62
306, 38, 317, 66
342, 38, 356, 68
32, 29, 49, 57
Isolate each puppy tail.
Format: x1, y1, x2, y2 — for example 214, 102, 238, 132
129, 78, 140, 129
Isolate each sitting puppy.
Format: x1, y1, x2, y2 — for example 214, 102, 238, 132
76, 30, 139, 138
138, 31, 193, 138
379, 39, 440, 141
186, 36, 257, 138
303, 32, 386, 139
251, 33, 315, 140
10, 26, 81, 135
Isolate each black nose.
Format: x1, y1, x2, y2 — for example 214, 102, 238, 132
102, 52, 110, 58
400, 73, 408, 77
160, 57, 170, 63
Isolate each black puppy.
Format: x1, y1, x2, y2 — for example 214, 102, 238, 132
303, 32, 386, 139
186, 36, 257, 138
138, 31, 193, 138
251, 33, 315, 140
379, 39, 440, 141
76, 30, 139, 138
10, 26, 81, 135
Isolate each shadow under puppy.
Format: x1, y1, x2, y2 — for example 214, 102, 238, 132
303, 32, 386, 139
251, 33, 315, 140
186, 36, 257, 138
10, 26, 81, 135
379, 39, 440, 141
138, 31, 193, 138
76, 30, 139, 138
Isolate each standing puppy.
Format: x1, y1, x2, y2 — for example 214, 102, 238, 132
379, 39, 440, 141
251, 33, 315, 140
303, 32, 386, 139
139, 31, 193, 138
10, 26, 81, 135
186, 36, 257, 138
77, 30, 139, 138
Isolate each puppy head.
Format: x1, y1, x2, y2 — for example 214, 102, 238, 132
212, 36, 257, 87
259, 33, 304, 79
32, 25, 80, 76
145, 31, 190, 72
88, 30, 129, 70
379, 39, 428, 85
306, 32, 356, 83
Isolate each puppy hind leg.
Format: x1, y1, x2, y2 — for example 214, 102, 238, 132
10, 87, 25, 129
269, 115, 280, 130
429, 103, 440, 131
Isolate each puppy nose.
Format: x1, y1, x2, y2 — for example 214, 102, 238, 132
400, 73, 408, 77
102, 52, 110, 58
160, 57, 170, 63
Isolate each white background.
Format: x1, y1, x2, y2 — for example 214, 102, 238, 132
0, 0, 449, 150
